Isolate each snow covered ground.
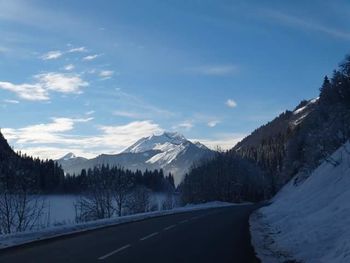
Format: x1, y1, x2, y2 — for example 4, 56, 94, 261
0, 201, 236, 250
250, 141, 350, 263
42, 193, 175, 226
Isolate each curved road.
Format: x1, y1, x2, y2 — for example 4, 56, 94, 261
0, 205, 260, 263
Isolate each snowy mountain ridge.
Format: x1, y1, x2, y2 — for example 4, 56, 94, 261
59, 152, 77, 161
123, 132, 189, 154
56, 132, 214, 185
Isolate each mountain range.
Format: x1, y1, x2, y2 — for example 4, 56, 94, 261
56, 132, 214, 185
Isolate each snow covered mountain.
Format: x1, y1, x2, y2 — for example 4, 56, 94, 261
56, 153, 88, 175
59, 152, 78, 161
56, 132, 214, 185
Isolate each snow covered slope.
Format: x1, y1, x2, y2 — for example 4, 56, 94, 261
57, 132, 214, 185
251, 141, 350, 263
124, 132, 187, 154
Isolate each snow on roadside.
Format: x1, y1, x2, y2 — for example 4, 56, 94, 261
250, 141, 350, 263
0, 201, 237, 250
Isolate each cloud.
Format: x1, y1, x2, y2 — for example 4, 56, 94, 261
3, 119, 163, 159
173, 121, 194, 130
83, 54, 99, 61
0, 73, 88, 101
3, 117, 93, 145
113, 110, 143, 119
0, 81, 49, 101
105, 90, 174, 119
85, 110, 95, 115
64, 64, 75, 71
191, 133, 246, 151
207, 120, 220, 127
3, 99, 20, 104
18, 146, 97, 160
68, 46, 86, 53
41, 50, 63, 60
0, 46, 10, 54
187, 64, 238, 76
226, 99, 237, 108
99, 70, 114, 79
262, 9, 350, 40
98, 121, 163, 148
35, 73, 88, 94
41, 47, 87, 61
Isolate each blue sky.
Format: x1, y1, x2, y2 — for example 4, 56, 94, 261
0, 0, 350, 158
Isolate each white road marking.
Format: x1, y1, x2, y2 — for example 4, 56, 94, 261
98, 244, 131, 260
163, 224, 176, 231
139, 232, 159, 241
179, 219, 189, 224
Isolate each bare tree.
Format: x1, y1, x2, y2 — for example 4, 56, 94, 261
113, 172, 133, 217
162, 192, 175, 210
0, 185, 45, 234
75, 171, 114, 223
126, 186, 151, 214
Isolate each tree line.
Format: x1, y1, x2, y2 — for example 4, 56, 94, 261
73, 166, 176, 222
179, 152, 268, 204
63, 165, 175, 194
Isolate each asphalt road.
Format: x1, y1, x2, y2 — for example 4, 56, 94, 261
0, 205, 260, 263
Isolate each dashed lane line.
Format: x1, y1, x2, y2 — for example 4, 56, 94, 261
163, 224, 177, 231
139, 232, 159, 241
98, 244, 131, 260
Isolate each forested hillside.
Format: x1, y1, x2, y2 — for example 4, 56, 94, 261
0, 131, 64, 193
235, 56, 350, 191
181, 55, 350, 203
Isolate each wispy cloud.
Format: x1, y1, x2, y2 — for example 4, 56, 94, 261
113, 110, 143, 119
3, 99, 20, 104
108, 90, 174, 119
187, 64, 238, 76
68, 46, 87, 53
83, 54, 99, 61
207, 120, 220, 127
0, 73, 88, 101
99, 70, 114, 79
172, 120, 194, 131
0, 46, 10, 54
40, 46, 88, 61
64, 64, 75, 71
226, 99, 237, 108
262, 9, 350, 40
41, 50, 63, 60
85, 110, 95, 115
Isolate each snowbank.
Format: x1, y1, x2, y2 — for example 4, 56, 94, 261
0, 201, 235, 250
251, 141, 350, 263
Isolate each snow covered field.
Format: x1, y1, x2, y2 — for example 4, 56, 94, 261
251, 141, 350, 263
0, 201, 234, 250
42, 193, 171, 226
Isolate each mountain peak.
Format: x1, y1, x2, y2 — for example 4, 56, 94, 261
60, 152, 77, 161
124, 131, 188, 154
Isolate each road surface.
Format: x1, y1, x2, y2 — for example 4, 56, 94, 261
0, 205, 260, 263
